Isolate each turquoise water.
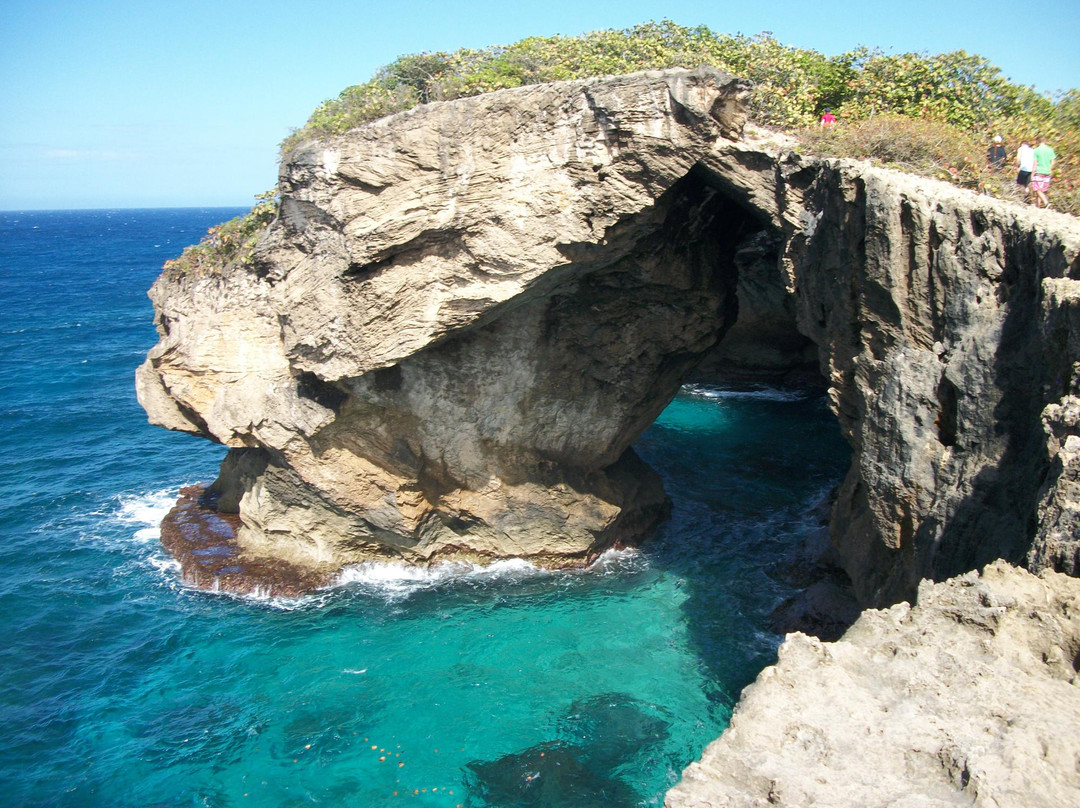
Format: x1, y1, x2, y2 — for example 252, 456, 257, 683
0, 209, 849, 807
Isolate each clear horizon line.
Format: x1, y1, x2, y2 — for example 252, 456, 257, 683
0, 204, 252, 214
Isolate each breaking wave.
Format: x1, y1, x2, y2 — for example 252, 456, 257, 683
113, 488, 177, 542
332, 548, 642, 602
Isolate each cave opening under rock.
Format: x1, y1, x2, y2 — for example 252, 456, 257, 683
189, 162, 838, 592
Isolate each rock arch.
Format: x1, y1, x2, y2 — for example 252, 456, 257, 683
138, 67, 1080, 605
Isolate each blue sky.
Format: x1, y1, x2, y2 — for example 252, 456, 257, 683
2, 0, 1077, 210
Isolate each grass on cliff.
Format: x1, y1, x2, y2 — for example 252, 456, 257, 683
162, 192, 277, 280
166, 21, 1079, 279
800, 115, 1080, 214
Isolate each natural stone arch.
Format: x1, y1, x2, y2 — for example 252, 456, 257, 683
202, 161, 798, 575
138, 68, 801, 577
138, 67, 1080, 605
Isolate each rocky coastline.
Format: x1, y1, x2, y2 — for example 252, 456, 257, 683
137, 66, 1080, 802
666, 561, 1080, 807
160, 485, 333, 597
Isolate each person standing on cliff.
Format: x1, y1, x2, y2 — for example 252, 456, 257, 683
1016, 139, 1035, 199
1031, 138, 1057, 208
987, 135, 1006, 170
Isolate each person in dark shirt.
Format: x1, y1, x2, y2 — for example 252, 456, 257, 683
987, 135, 1006, 170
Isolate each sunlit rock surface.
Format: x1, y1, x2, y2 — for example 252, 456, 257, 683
665, 561, 1080, 807
138, 67, 780, 577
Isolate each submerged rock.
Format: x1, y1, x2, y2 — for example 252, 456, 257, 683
770, 579, 861, 642
465, 693, 669, 807
665, 561, 1080, 807
557, 692, 671, 772
465, 741, 640, 808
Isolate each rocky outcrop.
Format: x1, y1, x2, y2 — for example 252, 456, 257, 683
790, 166, 1080, 604
138, 66, 1080, 606
665, 561, 1080, 807
137, 67, 784, 579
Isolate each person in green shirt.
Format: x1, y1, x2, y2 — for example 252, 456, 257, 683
1031, 139, 1057, 208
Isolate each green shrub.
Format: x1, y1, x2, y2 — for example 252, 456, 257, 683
269, 21, 1075, 217
833, 48, 1053, 130
163, 191, 278, 279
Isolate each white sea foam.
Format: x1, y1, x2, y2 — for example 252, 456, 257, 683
335, 557, 542, 591
194, 548, 645, 611
148, 556, 181, 576
73, 488, 177, 554
587, 546, 642, 573
681, 383, 809, 403
114, 488, 177, 541
333, 548, 642, 598
95, 489, 186, 589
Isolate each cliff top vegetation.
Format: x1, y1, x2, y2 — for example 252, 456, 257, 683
166, 21, 1079, 279
285, 21, 1066, 143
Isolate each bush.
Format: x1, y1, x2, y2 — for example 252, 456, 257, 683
163, 191, 278, 279
271, 21, 1077, 216
833, 48, 1053, 130
799, 114, 988, 185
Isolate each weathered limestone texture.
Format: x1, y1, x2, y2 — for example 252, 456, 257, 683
791, 165, 1080, 604
138, 67, 774, 578
138, 65, 1080, 604
665, 561, 1080, 808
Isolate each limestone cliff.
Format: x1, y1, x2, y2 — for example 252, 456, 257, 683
665, 561, 1080, 807
137, 66, 1080, 607
790, 164, 1080, 604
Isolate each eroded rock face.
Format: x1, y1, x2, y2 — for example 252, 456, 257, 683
138, 66, 1080, 605
664, 561, 1080, 808
138, 67, 784, 576
791, 166, 1080, 604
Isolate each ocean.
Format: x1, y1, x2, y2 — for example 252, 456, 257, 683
0, 208, 850, 807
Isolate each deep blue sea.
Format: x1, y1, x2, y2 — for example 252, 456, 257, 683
0, 209, 849, 807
